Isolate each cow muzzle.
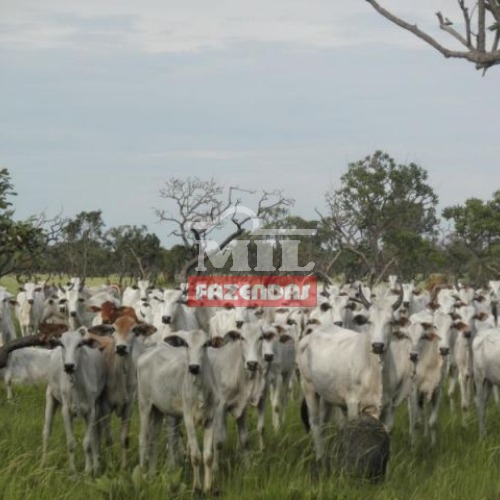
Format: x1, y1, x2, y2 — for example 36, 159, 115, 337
246, 361, 258, 372
439, 347, 449, 356
162, 315, 171, 325
333, 321, 343, 327
409, 352, 419, 363
64, 363, 76, 374
264, 353, 274, 363
236, 321, 244, 329
70, 311, 77, 318
372, 342, 385, 355
116, 345, 128, 356
189, 364, 200, 375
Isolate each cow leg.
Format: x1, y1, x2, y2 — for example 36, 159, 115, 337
5, 372, 13, 401
476, 378, 492, 437
42, 389, 59, 466
138, 402, 152, 473
428, 387, 442, 447
447, 363, 457, 411
271, 375, 282, 431
212, 405, 226, 479
148, 407, 163, 475
236, 410, 249, 465
257, 393, 267, 451
184, 411, 202, 493
61, 403, 77, 473
100, 400, 113, 447
120, 403, 133, 469
303, 389, 323, 466
381, 402, 395, 433
408, 387, 419, 447
459, 372, 471, 426
203, 421, 216, 494
280, 372, 293, 427
346, 399, 359, 422
319, 399, 333, 428
83, 409, 99, 475
493, 386, 500, 406
166, 416, 182, 468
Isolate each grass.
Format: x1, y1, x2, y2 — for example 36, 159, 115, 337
1, 274, 499, 498
1, 383, 500, 500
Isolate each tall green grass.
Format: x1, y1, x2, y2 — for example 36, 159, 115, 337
1, 383, 500, 500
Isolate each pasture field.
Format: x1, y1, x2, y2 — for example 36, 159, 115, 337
1, 382, 500, 500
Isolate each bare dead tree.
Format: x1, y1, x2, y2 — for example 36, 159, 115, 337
366, 0, 500, 72
155, 177, 294, 282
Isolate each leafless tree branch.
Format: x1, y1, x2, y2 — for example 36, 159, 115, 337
365, 0, 500, 71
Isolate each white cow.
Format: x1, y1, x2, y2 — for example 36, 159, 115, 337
407, 309, 453, 446
0, 346, 52, 399
41, 292, 68, 325
0, 287, 17, 345
472, 326, 500, 436
137, 329, 220, 493
263, 319, 298, 431
208, 322, 268, 454
16, 282, 45, 336
298, 286, 403, 463
42, 328, 107, 475
154, 289, 198, 332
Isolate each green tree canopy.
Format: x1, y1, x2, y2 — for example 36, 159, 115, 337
323, 151, 439, 282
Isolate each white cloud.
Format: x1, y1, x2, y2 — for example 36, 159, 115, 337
0, 0, 470, 54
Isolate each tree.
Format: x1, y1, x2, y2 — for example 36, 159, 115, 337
320, 151, 439, 282
0, 168, 59, 278
442, 191, 500, 283
106, 225, 164, 283
55, 211, 108, 279
155, 177, 293, 281
366, 1, 500, 72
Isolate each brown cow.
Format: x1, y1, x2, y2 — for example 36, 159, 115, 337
86, 316, 156, 468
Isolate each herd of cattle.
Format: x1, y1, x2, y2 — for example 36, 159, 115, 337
1, 276, 500, 491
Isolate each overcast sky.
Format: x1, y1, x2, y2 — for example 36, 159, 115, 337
1, 1, 498, 245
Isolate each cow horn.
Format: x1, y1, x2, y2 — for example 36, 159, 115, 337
392, 285, 404, 311
358, 285, 372, 309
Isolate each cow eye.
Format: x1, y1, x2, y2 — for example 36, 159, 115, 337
78, 298, 85, 303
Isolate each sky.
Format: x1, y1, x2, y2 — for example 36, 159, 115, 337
1, 0, 499, 246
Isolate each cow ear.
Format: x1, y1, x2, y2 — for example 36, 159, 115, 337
82, 337, 100, 349
225, 330, 242, 341
88, 325, 115, 336
319, 302, 332, 312
49, 338, 62, 348
307, 318, 320, 325
133, 323, 157, 337
279, 334, 294, 344
274, 324, 286, 335
205, 336, 225, 348
164, 335, 188, 348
